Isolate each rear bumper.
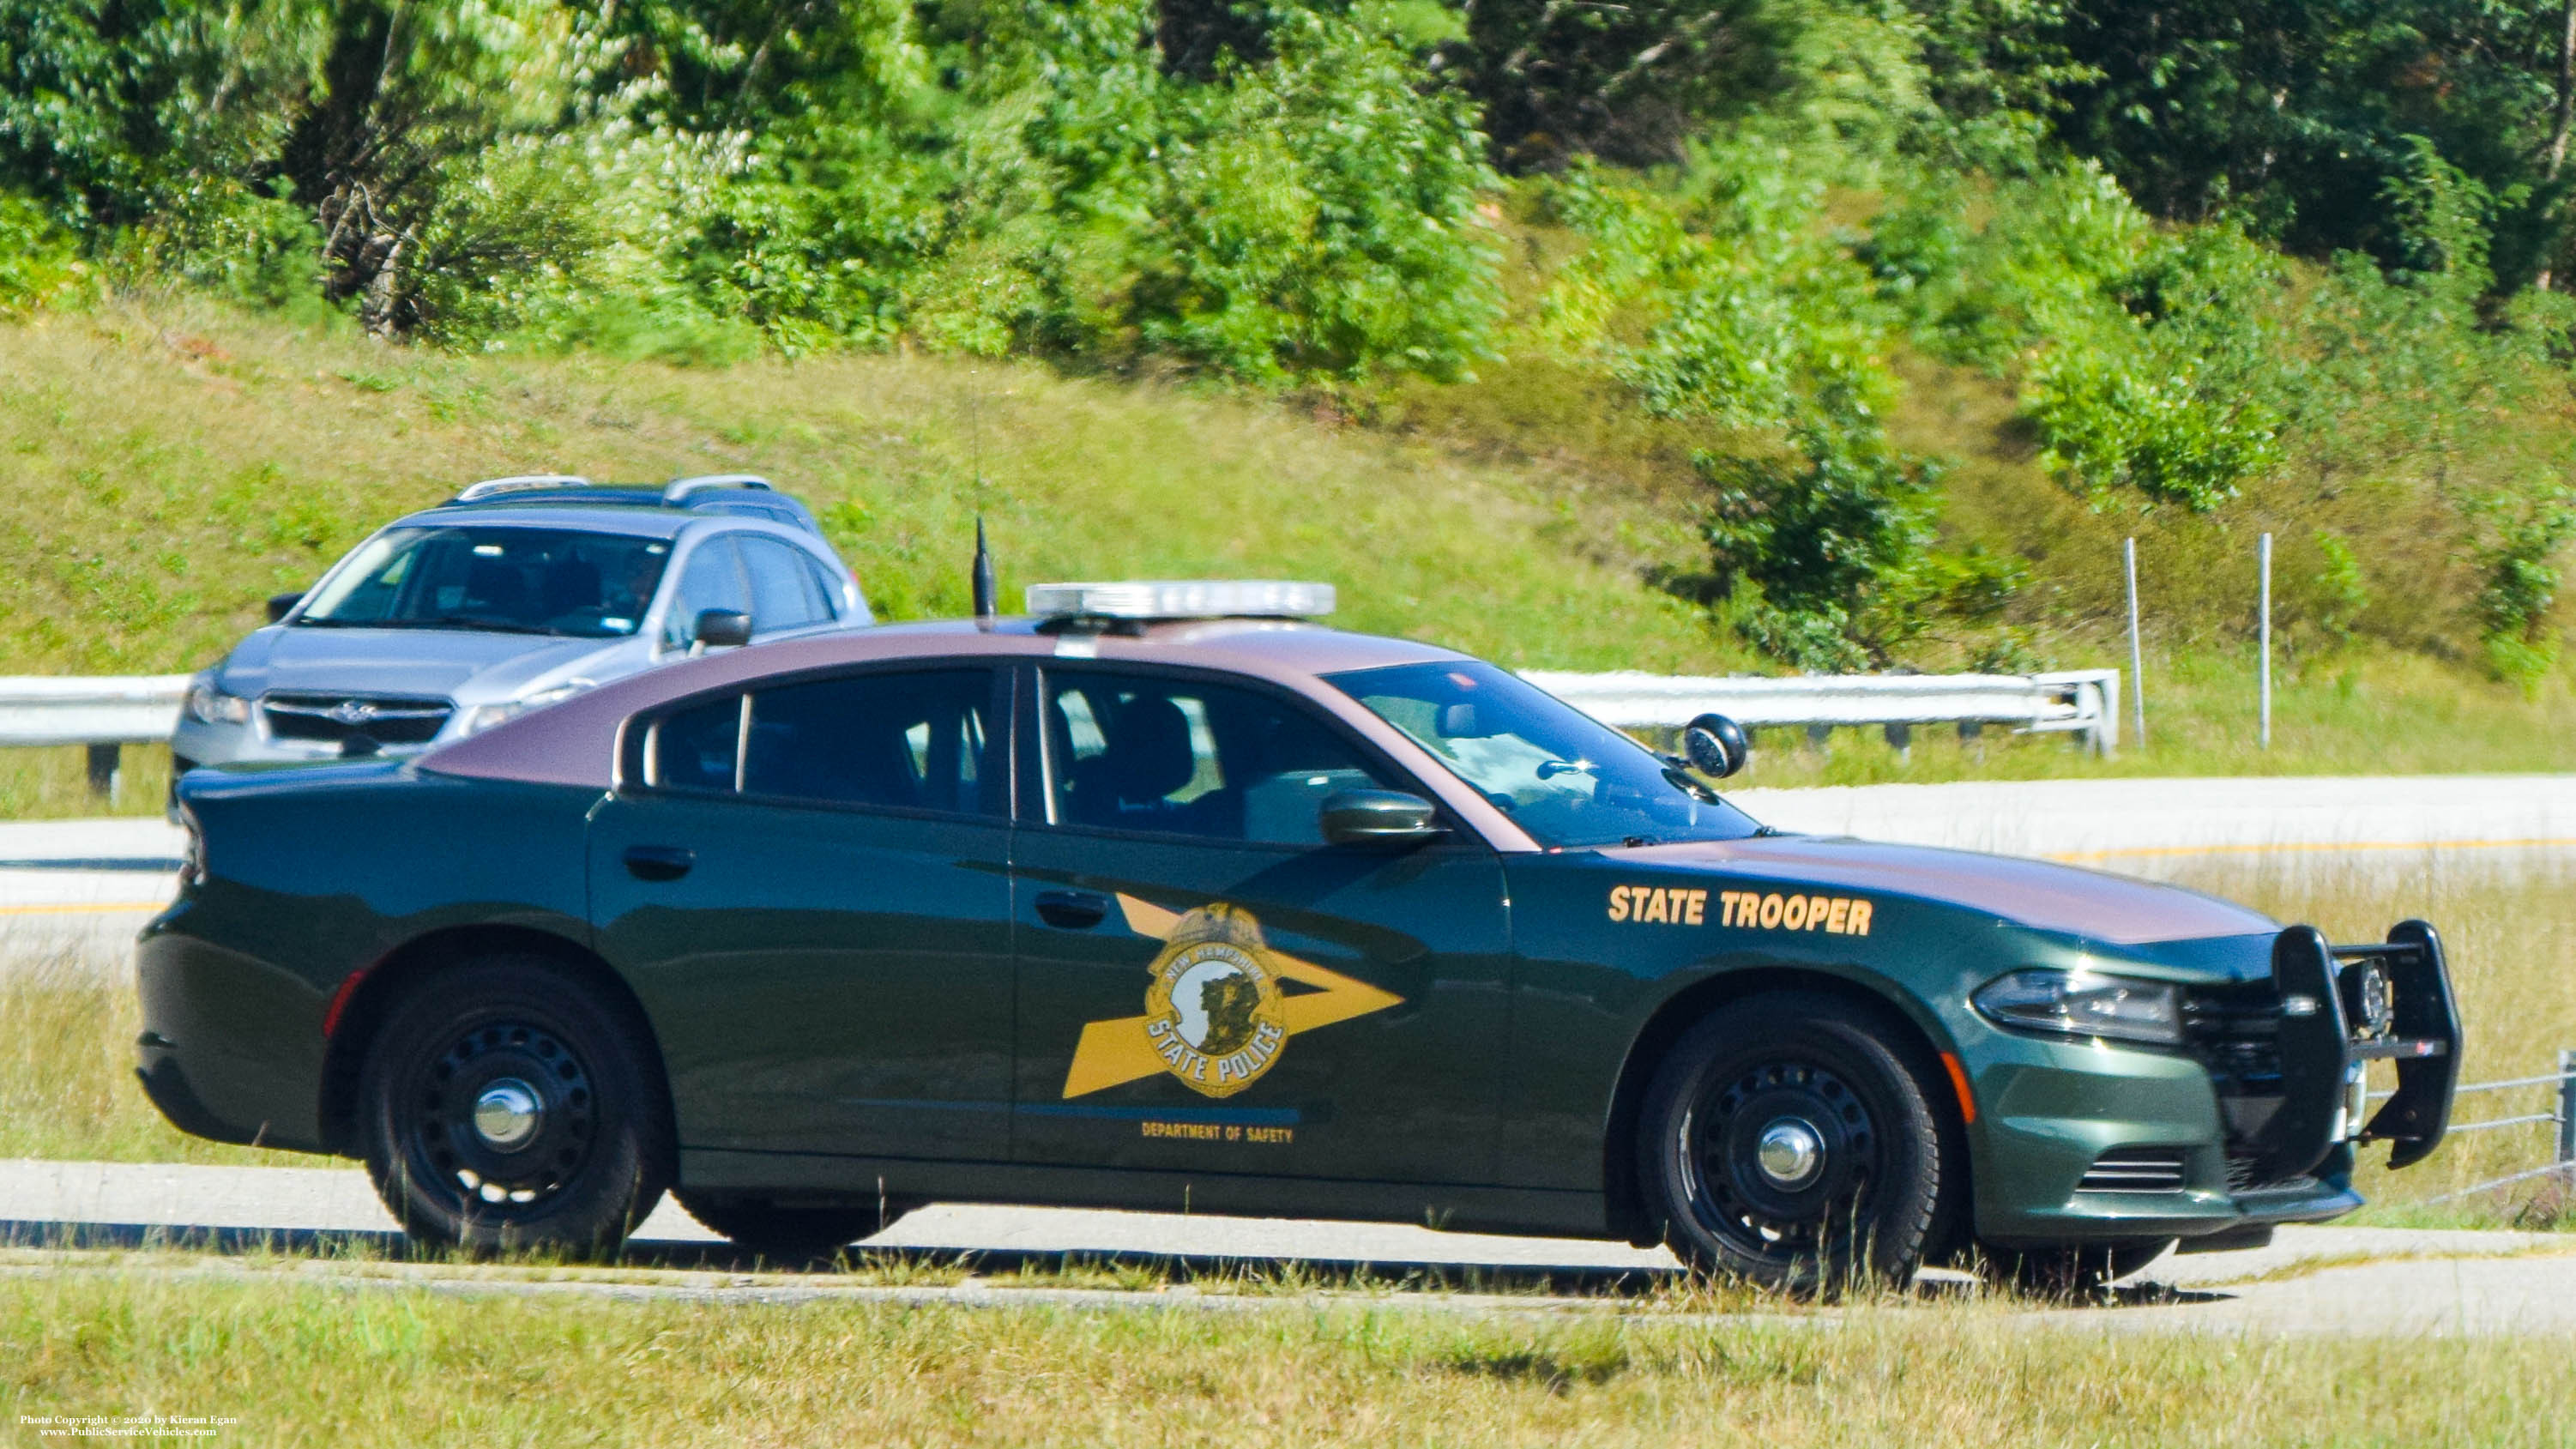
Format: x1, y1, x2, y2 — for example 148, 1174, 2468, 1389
134, 915, 332, 1155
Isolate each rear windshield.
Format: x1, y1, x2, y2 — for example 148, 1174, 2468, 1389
299, 527, 670, 638
1322, 661, 1762, 848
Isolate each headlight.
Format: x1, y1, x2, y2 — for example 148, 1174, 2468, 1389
459, 681, 590, 737
184, 681, 251, 726
1972, 969, 2184, 1046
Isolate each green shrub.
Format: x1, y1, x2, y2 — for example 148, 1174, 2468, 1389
0, 193, 87, 315
2469, 483, 2576, 695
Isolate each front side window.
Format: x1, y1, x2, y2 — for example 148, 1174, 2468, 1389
646, 669, 993, 815
1044, 671, 1397, 844
659, 537, 752, 651
299, 527, 669, 638
1324, 661, 1760, 848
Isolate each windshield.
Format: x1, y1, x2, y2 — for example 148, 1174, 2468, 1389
1323, 661, 1763, 848
298, 527, 670, 638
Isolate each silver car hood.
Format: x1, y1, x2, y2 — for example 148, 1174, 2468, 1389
215, 625, 636, 704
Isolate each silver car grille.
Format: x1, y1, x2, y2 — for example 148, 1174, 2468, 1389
262, 693, 454, 747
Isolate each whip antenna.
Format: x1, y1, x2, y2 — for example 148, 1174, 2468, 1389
971, 515, 997, 625
967, 371, 998, 627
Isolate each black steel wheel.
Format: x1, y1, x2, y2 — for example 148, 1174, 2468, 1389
358, 957, 670, 1256
674, 1190, 922, 1263
1638, 993, 1949, 1294
1978, 1236, 2175, 1296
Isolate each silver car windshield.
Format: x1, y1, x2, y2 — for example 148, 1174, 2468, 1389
1322, 661, 1762, 848
298, 527, 672, 638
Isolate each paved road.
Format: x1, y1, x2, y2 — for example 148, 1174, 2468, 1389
2, 1158, 2570, 1334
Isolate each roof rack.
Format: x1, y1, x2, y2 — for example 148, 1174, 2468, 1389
452, 474, 594, 504
1026, 581, 1336, 622
663, 474, 776, 503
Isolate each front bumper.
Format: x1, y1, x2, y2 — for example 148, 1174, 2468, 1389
1970, 920, 2460, 1247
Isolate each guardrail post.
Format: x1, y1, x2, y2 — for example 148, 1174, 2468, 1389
85, 743, 121, 802
2560, 1048, 2575, 1174
1882, 723, 1910, 761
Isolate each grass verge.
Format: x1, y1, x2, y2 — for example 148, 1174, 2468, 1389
3, 1269, 2573, 1446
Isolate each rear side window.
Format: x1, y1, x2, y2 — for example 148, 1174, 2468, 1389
643, 669, 994, 816
650, 694, 744, 791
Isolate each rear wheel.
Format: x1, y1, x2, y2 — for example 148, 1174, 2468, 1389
357, 957, 671, 1257
674, 1190, 920, 1263
1978, 1237, 2175, 1296
1637, 993, 1949, 1295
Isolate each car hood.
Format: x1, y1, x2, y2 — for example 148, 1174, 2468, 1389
215, 625, 630, 703
1620, 832, 2276, 947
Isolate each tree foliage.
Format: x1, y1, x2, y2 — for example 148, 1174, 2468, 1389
11, 0, 2576, 677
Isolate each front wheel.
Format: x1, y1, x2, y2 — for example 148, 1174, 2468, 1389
1637, 993, 1950, 1295
357, 958, 672, 1257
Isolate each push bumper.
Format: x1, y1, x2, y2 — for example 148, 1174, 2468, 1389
1972, 920, 2460, 1247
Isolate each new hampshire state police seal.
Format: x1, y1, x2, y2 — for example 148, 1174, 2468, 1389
1142, 903, 1289, 1098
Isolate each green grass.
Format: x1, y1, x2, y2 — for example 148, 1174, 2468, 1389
2, 1268, 2572, 1446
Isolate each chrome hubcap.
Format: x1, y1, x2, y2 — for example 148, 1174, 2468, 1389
472, 1078, 544, 1151
1755, 1118, 1825, 1187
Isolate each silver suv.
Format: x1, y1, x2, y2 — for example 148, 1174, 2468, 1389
172, 474, 871, 772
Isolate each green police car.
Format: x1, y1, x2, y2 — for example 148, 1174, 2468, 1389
137, 581, 2459, 1289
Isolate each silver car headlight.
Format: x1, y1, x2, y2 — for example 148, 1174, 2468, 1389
1971, 969, 2185, 1046
184, 681, 252, 726
459, 681, 591, 737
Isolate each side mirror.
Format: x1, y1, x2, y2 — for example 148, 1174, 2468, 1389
1682, 712, 1748, 779
693, 608, 752, 651
265, 592, 304, 624
1319, 788, 1445, 846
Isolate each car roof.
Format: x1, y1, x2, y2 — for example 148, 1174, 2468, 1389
427, 481, 823, 534
379, 504, 807, 541
422, 615, 1482, 794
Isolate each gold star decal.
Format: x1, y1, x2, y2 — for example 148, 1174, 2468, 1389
1060, 894, 1404, 1099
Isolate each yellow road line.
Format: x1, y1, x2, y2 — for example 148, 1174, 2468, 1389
0, 902, 168, 917
2048, 837, 2576, 862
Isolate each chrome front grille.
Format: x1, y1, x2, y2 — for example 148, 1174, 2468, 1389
2078, 1148, 2188, 1193
262, 693, 453, 747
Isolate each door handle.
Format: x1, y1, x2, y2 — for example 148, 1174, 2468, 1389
1035, 890, 1111, 930
622, 845, 695, 882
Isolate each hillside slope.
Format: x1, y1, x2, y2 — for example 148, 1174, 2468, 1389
0, 301, 1732, 679
3, 299, 2575, 821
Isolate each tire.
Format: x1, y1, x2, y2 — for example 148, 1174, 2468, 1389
674, 1190, 921, 1263
1978, 1237, 2175, 1296
357, 957, 672, 1257
1637, 992, 1950, 1295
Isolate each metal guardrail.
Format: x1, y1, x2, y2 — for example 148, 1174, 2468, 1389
1522, 667, 2122, 756
2408, 1050, 2576, 1205
0, 675, 190, 799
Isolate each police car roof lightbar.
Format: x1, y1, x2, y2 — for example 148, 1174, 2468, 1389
1027, 580, 1336, 621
